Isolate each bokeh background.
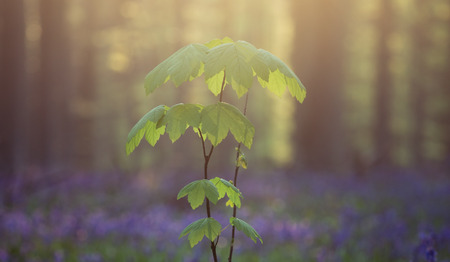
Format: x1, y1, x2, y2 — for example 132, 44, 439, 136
1, 0, 450, 261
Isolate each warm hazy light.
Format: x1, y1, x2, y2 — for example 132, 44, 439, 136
120, 1, 140, 18
108, 51, 130, 72
26, 23, 41, 42
3, 0, 450, 172
1, 1, 450, 261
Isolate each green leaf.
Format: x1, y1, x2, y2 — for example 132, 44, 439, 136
204, 41, 259, 98
179, 218, 222, 248
177, 179, 219, 209
143, 38, 306, 103
200, 102, 255, 149
205, 70, 225, 96
235, 147, 248, 169
160, 103, 203, 142
144, 43, 208, 94
237, 153, 248, 169
250, 49, 306, 103
210, 177, 242, 208
230, 217, 263, 244
204, 37, 234, 49
226, 199, 235, 208
126, 105, 168, 155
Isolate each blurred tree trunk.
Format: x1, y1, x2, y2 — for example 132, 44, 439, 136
0, 0, 25, 172
291, 0, 349, 172
409, 0, 429, 167
31, 0, 72, 169
443, 14, 450, 168
74, 0, 97, 170
373, 0, 394, 168
0, 0, 26, 206
171, 0, 189, 171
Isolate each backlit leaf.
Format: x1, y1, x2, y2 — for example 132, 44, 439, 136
250, 49, 306, 103
205, 70, 225, 96
142, 38, 305, 103
179, 218, 222, 248
237, 153, 248, 169
204, 41, 258, 98
210, 177, 242, 208
177, 179, 219, 209
126, 105, 168, 155
200, 102, 255, 149
160, 103, 203, 142
144, 44, 208, 94
230, 217, 263, 244
204, 37, 234, 49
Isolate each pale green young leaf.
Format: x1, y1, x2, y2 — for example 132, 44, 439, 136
205, 70, 225, 96
177, 179, 219, 209
226, 199, 234, 208
204, 37, 234, 49
209, 177, 226, 199
160, 103, 203, 142
236, 149, 248, 169
226, 186, 242, 208
265, 69, 288, 97
210, 177, 242, 208
144, 44, 208, 94
145, 123, 165, 147
126, 105, 168, 155
179, 218, 222, 248
204, 41, 258, 98
200, 102, 255, 149
250, 49, 306, 103
286, 76, 306, 103
230, 217, 263, 244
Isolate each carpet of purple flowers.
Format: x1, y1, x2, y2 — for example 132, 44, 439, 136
0, 169, 449, 261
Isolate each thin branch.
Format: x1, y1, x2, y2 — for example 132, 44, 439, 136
201, 70, 227, 262
219, 70, 226, 102
221, 223, 232, 232
228, 91, 250, 262
214, 234, 220, 247
208, 145, 215, 158
199, 131, 207, 158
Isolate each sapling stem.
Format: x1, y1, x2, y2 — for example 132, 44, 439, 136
228, 92, 249, 262
199, 70, 227, 262
219, 71, 226, 102
199, 131, 218, 261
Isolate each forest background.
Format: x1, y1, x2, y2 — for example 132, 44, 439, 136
1, 0, 450, 260
1, 0, 450, 188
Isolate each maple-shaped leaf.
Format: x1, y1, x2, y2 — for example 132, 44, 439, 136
179, 217, 222, 248
177, 179, 219, 209
230, 217, 263, 244
142, 38, 306, 103
204, 41, 259, 98
160, 103, 203, 142
210, 177, 243, 208
126, 105, 169, 155
144, 44, 208, 94
126, 102, 255, 152
204, 36, 234, 49
200, 102, 255, 149
250, 49, 306, 103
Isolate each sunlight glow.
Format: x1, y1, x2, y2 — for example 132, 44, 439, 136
108, 52, 130, 72
26, 23, 41, 42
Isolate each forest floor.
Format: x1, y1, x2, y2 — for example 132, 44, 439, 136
1, 168, 449, 262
